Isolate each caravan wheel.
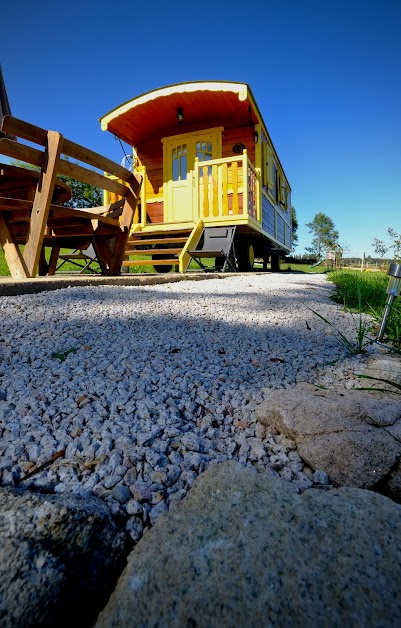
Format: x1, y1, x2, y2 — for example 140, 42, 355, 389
152, 258, 174, 273
152, 244, 174, 273
236, 239, 255, 271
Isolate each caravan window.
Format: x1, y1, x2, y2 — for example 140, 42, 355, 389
172, 144, 187, 181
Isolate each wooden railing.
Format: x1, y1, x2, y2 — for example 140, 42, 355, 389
105, 165, 147, 228
136, 165, 147, 227
194, 150, 260, 222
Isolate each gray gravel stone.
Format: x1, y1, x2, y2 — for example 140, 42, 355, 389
0, 274, 388, 543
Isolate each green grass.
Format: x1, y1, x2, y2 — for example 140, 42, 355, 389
275, 262, 328, 274
0, 247, 177, 275
0, 252, 9, 276
326, 269, 401, 350
0, 249, 339, 277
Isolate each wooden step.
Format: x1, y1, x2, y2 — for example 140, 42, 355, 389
123, 227, 193, 271
125, 248, 182, 256
128, 237, 189, 246
131, 228, 192, 238
122, 259, 179, 266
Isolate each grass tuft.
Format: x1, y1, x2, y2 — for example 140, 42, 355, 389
327, 269, 401, 351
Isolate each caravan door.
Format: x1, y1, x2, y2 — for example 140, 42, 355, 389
163, 128, 222, 223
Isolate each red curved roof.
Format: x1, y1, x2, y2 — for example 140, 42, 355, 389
100, 81, 261, 147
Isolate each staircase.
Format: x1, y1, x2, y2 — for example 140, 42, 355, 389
122, 227, 194, 273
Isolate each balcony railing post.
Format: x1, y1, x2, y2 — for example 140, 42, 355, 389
242, 149, 248, 218
255, 168, 261, 222
137, 165, 146, 228
194, 157, 200, 219
195, 153, 261, 222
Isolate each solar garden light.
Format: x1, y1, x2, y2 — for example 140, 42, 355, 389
377, 262, 401, 341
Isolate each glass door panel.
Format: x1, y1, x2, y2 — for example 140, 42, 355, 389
164, 129, 221, 223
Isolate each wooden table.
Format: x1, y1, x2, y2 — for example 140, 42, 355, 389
0, 163, 74, 276
0, 163, 72, 205
0, 115, 141, 279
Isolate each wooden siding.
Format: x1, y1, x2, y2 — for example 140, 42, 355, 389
222, 127, 255, 164
137, 140, 164, 201
276, 213, 285, 244
146, 201, 164, 224
262, 194, 275, 236
286, 223, 292, 248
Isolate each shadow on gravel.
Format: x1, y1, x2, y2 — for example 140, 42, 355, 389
0, 279, 349, 403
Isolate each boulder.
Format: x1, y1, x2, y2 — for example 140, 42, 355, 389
378, 459, 401, 503
95, 461, 401, 627
0, 487, 130, 628
256, 385, 401, 490
361, 353, 401, 391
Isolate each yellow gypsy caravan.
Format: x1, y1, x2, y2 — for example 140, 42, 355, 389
100, 81, 292, 272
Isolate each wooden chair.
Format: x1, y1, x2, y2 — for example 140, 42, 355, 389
0, 115, 142, 279
187, 226, 237, 272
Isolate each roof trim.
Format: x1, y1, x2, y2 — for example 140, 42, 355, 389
100, 81, 249, 130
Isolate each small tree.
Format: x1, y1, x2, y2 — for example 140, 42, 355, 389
387, 228, 401, 262
306, 212, 339, 259
372, 237, 389, 266
59, 174, 103, 208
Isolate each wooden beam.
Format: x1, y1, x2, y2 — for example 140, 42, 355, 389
38, 247, 50, 276
23, 131, 63, 276
107, 228, 129, 275
47, 247, 60, 275
0, 139, 43, 167
0, 198, 123, 226
48, 225, 120, 237
0, 197, 32, 211
0, 213, 30, 278
79, 199, 125, 215
1, 116, 48, 145
107, 184, 141, 274
42, 237, 91, 248
1, 115, 135, 183
92, 237, 112, 274
57, 160, 129, 196
0, 139, 129, 197
62, 138, 135, 183
49, 205, 122, 226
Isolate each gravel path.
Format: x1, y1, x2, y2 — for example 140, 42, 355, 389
0, 273, 377, 540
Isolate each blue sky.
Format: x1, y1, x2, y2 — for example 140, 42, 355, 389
2, 0, 400, 257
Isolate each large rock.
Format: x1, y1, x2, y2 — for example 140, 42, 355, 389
256, 385, 401, 490
361, 353, 401, 391
95, 461, 401, 627
0, 487, 130, 628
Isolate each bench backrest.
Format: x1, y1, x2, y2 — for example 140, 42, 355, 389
0, 115, 140, 200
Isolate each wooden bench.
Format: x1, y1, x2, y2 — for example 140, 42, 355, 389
0, 115, 142, 279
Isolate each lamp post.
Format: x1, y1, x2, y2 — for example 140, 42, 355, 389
377, 262, 401, 341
